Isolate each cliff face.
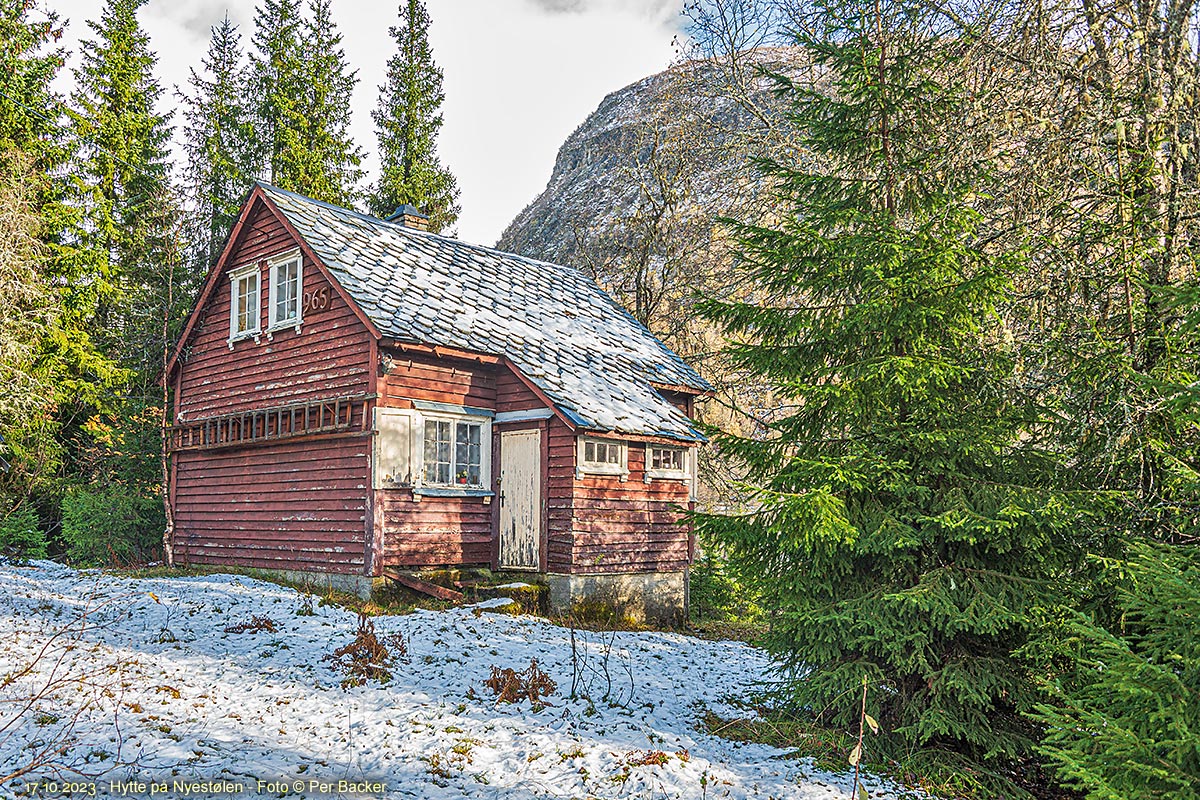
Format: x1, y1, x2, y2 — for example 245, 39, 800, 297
495, 57, 787, 265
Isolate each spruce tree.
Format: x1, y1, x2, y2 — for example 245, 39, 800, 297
248, 0, 305, 187
65, 0, 176, 564
1032, 542, 1200, 800
293, 0, 363, 205
70, 0, 177, 379
182, 14, 256, 269
0, 0, 119, 411
370, 0, 459, 232
694, 0, 1095, 770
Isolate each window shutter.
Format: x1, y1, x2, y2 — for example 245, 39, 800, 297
374, 408, 420, 488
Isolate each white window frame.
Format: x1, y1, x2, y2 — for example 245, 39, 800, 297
576, 436, 628, 480
645, 444, 692, 481
418, 412, 492, 490
267, 249, 304, 333
228, 263, 261, 346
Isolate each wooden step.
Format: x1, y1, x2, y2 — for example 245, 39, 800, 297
383, 571, 465, 602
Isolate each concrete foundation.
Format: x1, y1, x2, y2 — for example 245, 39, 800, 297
242, 567, 383, 600
546, 571, 687, 627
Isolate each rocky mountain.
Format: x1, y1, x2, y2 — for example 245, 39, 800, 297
495, 53, 801, 458
496, 54, 794, 269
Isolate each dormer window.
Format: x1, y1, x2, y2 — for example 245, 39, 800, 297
268, 251, 303, 330
228, 264, 260, 343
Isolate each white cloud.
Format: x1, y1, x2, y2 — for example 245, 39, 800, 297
45, 0, 685, 246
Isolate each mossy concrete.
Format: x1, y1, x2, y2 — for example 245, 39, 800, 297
547, 571, 687, 627
242, 568, 386, 600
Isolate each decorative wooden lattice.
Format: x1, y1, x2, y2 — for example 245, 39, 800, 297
169, 394, 372, 452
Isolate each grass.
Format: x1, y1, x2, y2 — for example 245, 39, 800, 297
110, 564, 452, 617
700, 703, 1077, 800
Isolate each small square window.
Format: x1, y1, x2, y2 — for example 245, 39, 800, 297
647, 445, 690, 480
577, 437, 627, 478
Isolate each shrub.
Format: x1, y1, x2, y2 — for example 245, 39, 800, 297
60, 485, 163, 566
0, 499, 47, 559
326, 613, 406, 688
688, 551, 759, 622
1031, 543, 1200, 800
484, 659, 557, 707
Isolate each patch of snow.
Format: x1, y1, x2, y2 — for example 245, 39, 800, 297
470, 597, 518, 609
0, 562, 911, 799
490, 582, 534, 590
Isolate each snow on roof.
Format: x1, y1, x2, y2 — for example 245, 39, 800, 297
260, 184, 711, 442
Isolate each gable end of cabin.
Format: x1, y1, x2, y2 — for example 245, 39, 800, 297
168, 195, 378, 594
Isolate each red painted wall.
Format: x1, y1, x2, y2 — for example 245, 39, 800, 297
557, 443, 693, 575
171, 201, 372, 575
376, 352, 502, 569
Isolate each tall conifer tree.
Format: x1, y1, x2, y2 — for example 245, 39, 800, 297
0, 0, 119, 410
292, 0, 363, 205
70, 0, 177, 382
371, 0, 459, 232
694, 0, 1098, 771
248, 0, 304, 188
61, 0, 177, 565
182, 14, 256, 270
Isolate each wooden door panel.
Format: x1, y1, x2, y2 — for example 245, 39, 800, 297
499, 430, 541, 569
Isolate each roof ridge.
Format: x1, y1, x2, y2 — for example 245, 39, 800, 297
258, 181, 588, 278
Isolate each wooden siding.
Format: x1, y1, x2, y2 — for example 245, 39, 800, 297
381, 352, 496, 409
377, 490, 493, 568
555, 442, 693, 575
495, 369, 546, 412
176, 204, 373, 419
377, 352, 502, 569
173, 435, 369, 574
172, 201, 374, 577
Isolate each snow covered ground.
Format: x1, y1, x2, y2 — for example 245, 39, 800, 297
0, 561, 905, 799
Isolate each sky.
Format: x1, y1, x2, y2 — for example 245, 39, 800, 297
45, 0, 688, 246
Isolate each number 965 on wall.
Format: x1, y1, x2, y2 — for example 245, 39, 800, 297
303, 286, 331, 313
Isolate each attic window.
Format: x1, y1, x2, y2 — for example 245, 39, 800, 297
268, 251, 303, 331
577, 437, 627, 479
228, 264, 260, 343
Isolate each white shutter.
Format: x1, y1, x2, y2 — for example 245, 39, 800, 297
374, 408, 420, 488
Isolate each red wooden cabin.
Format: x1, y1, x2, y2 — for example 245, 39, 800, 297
165, 184, 709, 622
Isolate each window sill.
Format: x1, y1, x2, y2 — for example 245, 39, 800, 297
227, 331, 261, 348
645, 471, 690, 482
413, 486, 494, 498
576, 468, 629, 481
266, 320, 302, 335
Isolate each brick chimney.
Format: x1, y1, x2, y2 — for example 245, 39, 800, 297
385, 204, 429, 232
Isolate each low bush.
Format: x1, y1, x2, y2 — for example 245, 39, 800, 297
0, 499, 47, 559
484, 659, 557, 708
326, 613, 406, 688
60, 485, 162, 566
688, 551, 762, 632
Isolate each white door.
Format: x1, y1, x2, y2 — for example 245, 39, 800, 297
499, 429, 541, 569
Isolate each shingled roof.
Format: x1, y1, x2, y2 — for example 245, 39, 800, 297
260, 184, 711, 443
